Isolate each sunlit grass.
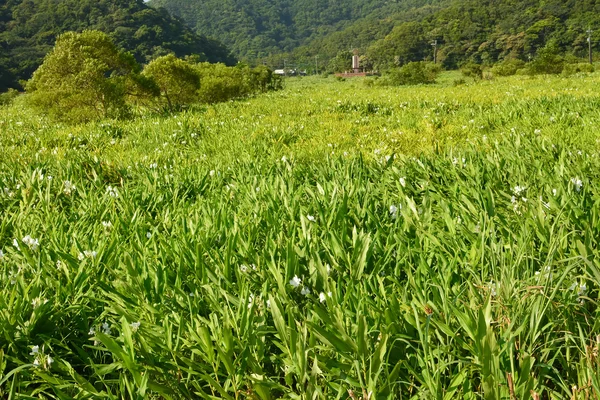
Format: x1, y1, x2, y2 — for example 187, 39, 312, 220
1, 72, 600, 398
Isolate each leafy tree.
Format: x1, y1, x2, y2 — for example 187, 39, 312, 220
0, 0, 235, 91
26, 30, 139, 122
368, 22, 428, 69
384, 61, 441, 85
142, 54, 201, 111
327, 51, 353, 73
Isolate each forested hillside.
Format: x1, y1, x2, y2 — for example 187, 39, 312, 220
148, 0, 444, 59
0, 0, 235, 91
149, 0, 600, 69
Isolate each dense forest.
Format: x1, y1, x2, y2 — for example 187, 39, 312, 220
149, 0, 600, 70
0, 0, 235, 92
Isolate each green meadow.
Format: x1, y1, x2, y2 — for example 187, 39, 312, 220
1, 72, 600, 398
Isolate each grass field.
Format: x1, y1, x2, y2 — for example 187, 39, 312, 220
1, 72, 600, 398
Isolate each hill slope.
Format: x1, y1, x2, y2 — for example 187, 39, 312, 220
147, 0, 444, 59
148, 0, 599, 68
0, 0, 235, 91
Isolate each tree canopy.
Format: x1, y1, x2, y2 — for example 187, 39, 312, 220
0, 0, 235, 92
148, 0, 600, 70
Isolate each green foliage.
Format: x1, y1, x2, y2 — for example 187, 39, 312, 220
143, 55, 201, 112
0, 0, 235, 92
385, 62, 441, 85
491, 59, 526, 76
327, 51, 354, 73
3, 73, 600, 398
149, 0, 600, 74
461, 62, 484, 79
26, 31, 139, 123
195, 62, 282, 104
368, 21, 428, 70
526, 40, 566, 75
0, 88, 19, 106
562, 62, 595, 76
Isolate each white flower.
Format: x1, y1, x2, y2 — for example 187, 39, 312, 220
102, 221, 113, 229
106, 186, 119, 198
389, 205, 398, 219
326, 264, 331, 275
209, 170, 215, 177
47, 355, 53, 366
266, 299, 271, 308
22, 235, 39, 251
63, 180, 76, 195
31, 297, 47, 308
578, 284, 588, 297
102, 322, 111, 335
399, 177, 406, 187
149, 163, 157, 169
89, 327, 96, 336
146, 232, 152, 239
240, 264, 248, 273
13, 239, 20, 250
281, 156, 288, 163
247, 294, 255, 309
319, 292, 326, 303
552, 188, 558, 196
513, 186, 525, 195
130, 322, 141, 332
307, 215, 316, 222
79, 250, 97, 260
489, 281, 497, 297
571, 178, 583, 192
30, 345, 39, 355
301, 287, 310, 296
327, 291, 332, 298
33, 358, 40, 367
289, 275, 301, 288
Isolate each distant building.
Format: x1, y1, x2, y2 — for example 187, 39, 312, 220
274, 69, 285, 76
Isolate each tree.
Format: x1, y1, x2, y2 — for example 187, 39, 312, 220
142, 54, 201, 111
26, 30, 139, 122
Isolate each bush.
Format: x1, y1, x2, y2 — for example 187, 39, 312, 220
491, 59, 526, 76
142, 55, 201, 112
562, 63, 595, 76
195, 63, 282, 104
526, 41, 565, 75
386, 62, 441, 85
26, 30, 139, 123
0, 88, 19, 106
461, 62, 483, 79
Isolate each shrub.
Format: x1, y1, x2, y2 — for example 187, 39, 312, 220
0, 88, 19, 106
386, 62, 441, 85
194, 63, 282, 104
248, 65, 283, 92
461, 62, 483, 79
562, 63, 595, 76
526, 41, 565, 75
142, 55, 201, 111
491, 59, 526, 76
26, 30, 138, 123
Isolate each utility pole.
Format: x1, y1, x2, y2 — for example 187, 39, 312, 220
587, 27, 593, 65
431, 40, 438, 64
315, 55, 319, 75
